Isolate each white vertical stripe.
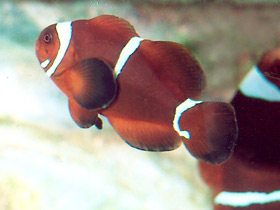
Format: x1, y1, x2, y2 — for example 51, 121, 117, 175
239, 66, 280, 101
44, 21, 72, 77
114, 37, 144, 77
173, 98, 202, 139
215, 190, 280, 207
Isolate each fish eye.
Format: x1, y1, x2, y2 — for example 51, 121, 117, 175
272, 59, 280, 75
43, 33, 52, 44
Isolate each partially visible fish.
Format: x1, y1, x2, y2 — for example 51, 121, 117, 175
200, 48, 280, 209
35, 15, 238, 164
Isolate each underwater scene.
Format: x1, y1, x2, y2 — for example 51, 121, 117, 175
1, 0, 280, 209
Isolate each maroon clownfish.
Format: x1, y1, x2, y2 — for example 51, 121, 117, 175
199, 48, 280, 209
35, 15, 238, 164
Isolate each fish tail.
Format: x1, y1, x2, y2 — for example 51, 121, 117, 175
174, 100, 238, 164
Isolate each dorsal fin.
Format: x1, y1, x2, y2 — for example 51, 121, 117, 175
139, 40, 206, 101
90, 15, 139, 38
65, 58, 117, 110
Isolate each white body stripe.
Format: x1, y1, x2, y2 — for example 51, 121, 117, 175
41, 59, 50, 68
173, 98, 202, 139
239, 66, 280, 101
114, 37, 144, 77
215, 190, 280, 207
44, 21, 72, 77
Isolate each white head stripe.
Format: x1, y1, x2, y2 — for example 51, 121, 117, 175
41, 59, 50, 68
239, 66, 280, 101
215, 190, 280, 207
173, 98, 202, 139
45, 21, 72, 77
114, 36, 144, 77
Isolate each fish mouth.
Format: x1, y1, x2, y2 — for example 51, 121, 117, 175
41, 59, 51, 69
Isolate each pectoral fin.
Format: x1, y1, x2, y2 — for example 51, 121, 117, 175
68, 97, 102, 129
67, 58, 117, 110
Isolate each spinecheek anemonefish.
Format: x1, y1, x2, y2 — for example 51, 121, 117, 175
199, 48, 280, 209
35, 15, 238, 164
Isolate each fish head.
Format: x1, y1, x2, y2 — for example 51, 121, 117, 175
35, 24, 60, 73
258, 48, 280, 89
35, 22, 76, 77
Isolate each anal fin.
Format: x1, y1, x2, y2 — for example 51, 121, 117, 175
108, 116, 182, 151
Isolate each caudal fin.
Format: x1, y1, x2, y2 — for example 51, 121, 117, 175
178, 101, 238, 164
